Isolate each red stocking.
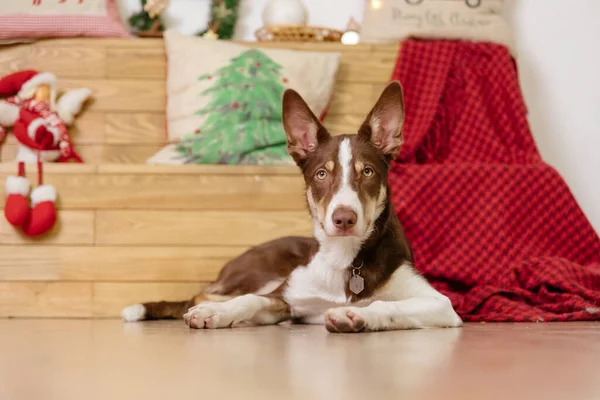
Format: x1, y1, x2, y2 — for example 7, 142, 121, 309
21, 161, 57, 237
4, 162, 30, 227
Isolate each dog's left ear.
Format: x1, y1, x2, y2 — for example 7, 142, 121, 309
282, 89, 330, 164
359, 81, 405, 159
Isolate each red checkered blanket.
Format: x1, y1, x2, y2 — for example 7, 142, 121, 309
389, 40, 600, 322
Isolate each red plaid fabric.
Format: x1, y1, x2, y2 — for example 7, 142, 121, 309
389, 40, 600, 322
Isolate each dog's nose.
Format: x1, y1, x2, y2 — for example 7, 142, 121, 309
332, 207, 357, 230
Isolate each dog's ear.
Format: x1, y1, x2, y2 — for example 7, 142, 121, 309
359, 81, 405, 159
282, 89, 330, 164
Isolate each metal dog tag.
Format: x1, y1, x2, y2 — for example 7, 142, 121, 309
349, 275, 364, 295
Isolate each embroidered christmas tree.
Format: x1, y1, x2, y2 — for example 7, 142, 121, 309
176, 49, 292, 164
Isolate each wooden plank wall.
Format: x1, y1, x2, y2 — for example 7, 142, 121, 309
0, 39, 400, 318
0, 39, 400, 163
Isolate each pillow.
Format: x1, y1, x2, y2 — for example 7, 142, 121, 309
360, 0, 514, 54
147, 29, 341, 165
0, 0, 130, 39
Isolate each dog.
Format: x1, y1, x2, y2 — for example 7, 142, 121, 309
121, 81, 463, 333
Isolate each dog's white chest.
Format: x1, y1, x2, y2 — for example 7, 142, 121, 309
284, 261, 350, 323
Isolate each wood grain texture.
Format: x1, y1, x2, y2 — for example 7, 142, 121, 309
0, 164, 97, 174
99, 144, 163, 164
0, 282, 92, 317
61, 79, 165, 112
105, 113, 165, 144
0, 111, 370, 151
93, 282, 208, 317
328, 82, 381, 116
26, 46, 107, 78
337, 53, 396, 83
323, 113, 369, 134
0, 211, 94, 245
0, 45, 28, 76
95, 164, 298, 175
96, 210, 312, 246
0, 246, 244, 282
68, 112, 106, 144
105, 46, 394, 83
2, 143, 101, 163
108, 48, 166, 80
1, 144, 163, 164
0, 171, 304, 210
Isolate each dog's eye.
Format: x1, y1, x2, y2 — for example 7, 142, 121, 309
316, 169, 328, 180
363, 167, 374, 177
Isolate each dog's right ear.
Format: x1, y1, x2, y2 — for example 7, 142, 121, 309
282, 89, 330, 164
359, 81, 405, 161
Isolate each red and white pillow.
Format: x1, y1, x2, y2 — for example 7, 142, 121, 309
0, 0, 129, 40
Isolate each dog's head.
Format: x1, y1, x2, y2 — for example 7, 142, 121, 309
282, 81, 405, 242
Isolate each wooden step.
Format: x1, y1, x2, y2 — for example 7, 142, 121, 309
0, 164, 305, 211
0, 163, 312, 318
0, 282, 208, 318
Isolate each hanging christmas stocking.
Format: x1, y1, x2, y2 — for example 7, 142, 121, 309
4, 162, 30, 227
3, 161, 58, 238
22, 183, 57, 237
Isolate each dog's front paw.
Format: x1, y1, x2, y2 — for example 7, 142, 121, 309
324, 307, 367, 333
184, 303, 235, 329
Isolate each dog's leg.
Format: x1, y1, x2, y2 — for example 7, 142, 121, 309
184, 294, 290, 329
324, 296, 462, 333
325, 264, 462, 333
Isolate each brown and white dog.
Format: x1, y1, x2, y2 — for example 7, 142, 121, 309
121, 82, 462, 333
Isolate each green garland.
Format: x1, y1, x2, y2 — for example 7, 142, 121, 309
128, 0, 165, 36
199, 0, 240, 40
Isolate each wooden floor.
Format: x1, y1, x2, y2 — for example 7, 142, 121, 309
0, 321, 599, 400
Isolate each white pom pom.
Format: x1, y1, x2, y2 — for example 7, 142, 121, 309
30, 184, 57, 207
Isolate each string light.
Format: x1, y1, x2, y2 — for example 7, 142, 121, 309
371, 0, 383, 10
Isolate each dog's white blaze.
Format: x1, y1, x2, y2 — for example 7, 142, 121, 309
340, 138, 352, 186
324, 139, 365, 236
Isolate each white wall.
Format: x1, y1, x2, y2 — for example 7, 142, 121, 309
116, 0, 600, 234
506, 0, 600, 235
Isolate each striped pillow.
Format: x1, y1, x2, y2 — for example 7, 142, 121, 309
0, 0, 129, 39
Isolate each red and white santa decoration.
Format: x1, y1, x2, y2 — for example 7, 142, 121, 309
0, 70, 91, 237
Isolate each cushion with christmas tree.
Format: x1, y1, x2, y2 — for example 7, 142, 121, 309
0, 0, 129, 40
360, 0, 514, 54
147, 29, 341, 165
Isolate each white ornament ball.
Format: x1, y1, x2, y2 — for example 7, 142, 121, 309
262, 0, 308, 26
